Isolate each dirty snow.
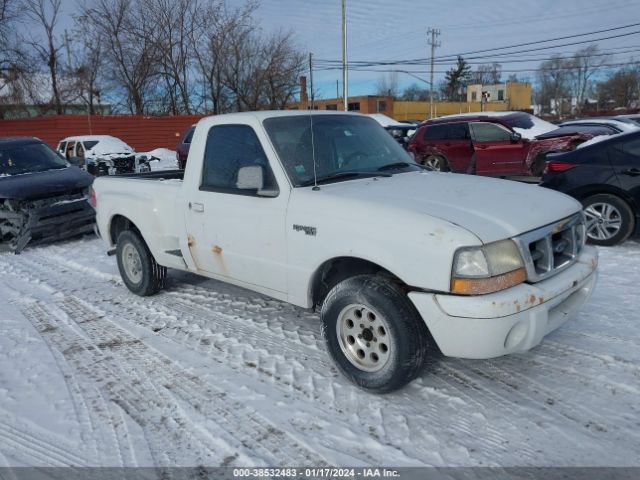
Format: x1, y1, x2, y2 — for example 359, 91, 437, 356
146, 148, 179, 171
0, 237, 639, 467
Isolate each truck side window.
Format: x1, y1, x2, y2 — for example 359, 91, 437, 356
201, 125, 278, 195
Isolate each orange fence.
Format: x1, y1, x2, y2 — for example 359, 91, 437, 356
0, 114, 206, 151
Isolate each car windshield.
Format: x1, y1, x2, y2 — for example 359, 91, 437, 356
0, 142, 68, 177
263, 114, 418, 187
83, 141, 99, 150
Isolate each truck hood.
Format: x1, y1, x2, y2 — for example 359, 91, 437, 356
0, 166, 93, 200
302, 171, 582, 243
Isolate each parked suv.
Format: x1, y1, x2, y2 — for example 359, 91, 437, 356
408, 112, 594, 176
176, 125, 195, 169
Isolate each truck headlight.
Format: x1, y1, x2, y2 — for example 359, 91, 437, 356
451, 239, 526, 295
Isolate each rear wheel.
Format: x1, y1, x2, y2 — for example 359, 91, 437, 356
422, 155, 449, 172
582, 194, 635, 246
321, 275, 429, 393
116, 230, 166, 295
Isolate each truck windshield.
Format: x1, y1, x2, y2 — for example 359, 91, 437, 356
0, 142, 68, 177
263, 114, 419, 186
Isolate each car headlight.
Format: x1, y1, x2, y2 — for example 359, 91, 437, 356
451, 239, 526, 295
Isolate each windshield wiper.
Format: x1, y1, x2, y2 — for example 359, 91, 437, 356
377, 161, 428, 172
300, 171, 391, 187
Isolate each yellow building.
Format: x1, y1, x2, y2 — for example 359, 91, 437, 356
394, 82, 532, 121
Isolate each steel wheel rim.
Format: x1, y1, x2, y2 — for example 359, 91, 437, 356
584, 202, 622, 241
122, 243, 143, 284
336, 304, 392, 372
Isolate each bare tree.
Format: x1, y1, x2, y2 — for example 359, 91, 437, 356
69, 13, 103, 114
223, 26, 305, 111
189, 0, 254, 114
536, 55, 571, 117
597, 63, 640, 109
471, 63, 502, 85
23, 0, 64, 113
401, 83, 428, 101
142, 0, 199, 114
567, 45, 609, 115
375, 72, 399, 98
84, 0, 159, 114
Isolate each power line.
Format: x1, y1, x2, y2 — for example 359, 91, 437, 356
315, 24, 640, 67
436, 21, 640, 60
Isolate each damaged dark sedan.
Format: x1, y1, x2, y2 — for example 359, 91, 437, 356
0, 137, 96, 253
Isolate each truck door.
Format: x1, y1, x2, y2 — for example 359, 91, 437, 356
183, 124, 288, 294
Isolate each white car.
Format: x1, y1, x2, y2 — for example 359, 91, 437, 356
560, 118, 640, 134
57, 135, 151, 176
92, 111, 598, 393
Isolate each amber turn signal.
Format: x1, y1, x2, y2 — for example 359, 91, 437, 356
451, 268, 527, 295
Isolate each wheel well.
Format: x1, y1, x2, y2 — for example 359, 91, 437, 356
109, 214, 141, 245
571, 187, 637, 212
310, 257, 406, 307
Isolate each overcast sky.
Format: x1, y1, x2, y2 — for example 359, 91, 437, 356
248, 0, 640, 98
57, 0, 640, 99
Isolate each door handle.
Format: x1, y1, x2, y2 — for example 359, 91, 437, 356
189, 202, 204, 212
476, 145, 488, 150
621, 168, 640, 177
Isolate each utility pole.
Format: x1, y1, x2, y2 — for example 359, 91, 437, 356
427, 27, 441, 119
341, 0, 348, 111
309, 53, 315, 110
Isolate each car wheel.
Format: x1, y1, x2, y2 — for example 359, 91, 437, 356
321, 274, 429, 393
422, 155, 449, 172
530, 154, 547, 176
582, 194, 635, 246
116, 230, 166, 296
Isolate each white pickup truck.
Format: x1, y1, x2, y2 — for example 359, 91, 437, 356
93, 111, 598, 393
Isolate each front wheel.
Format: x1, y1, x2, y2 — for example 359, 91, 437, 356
116, 230, 166, 296
582, 194, 635, 246
422, 155, 449, 172
321, 275, 429, 393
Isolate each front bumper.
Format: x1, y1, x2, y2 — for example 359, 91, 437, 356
408, 246, 598, 359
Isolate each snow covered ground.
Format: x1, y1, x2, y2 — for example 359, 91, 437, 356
0, 237, 639, 467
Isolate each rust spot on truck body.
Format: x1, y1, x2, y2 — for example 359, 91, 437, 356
212, 245, 222, 254
187, 235, 195, 248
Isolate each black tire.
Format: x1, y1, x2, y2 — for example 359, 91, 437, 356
530, 154, 547, 176
422, 155, 450, 172
320, 274, 429, 393
581, 194, 635, 246
116, 230, 166, 296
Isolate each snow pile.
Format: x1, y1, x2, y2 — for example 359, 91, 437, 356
576, 135, 614, 149
513, 115, 557, 139
145, 148, 178, 171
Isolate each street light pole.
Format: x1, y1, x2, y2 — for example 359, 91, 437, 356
342, 0, 348, 111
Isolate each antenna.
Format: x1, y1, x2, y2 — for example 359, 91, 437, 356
309, 52, 319, 191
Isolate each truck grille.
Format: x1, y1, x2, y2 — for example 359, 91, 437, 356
514, 213, 586, 283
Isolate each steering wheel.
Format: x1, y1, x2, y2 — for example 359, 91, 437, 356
342, 151, 368, 168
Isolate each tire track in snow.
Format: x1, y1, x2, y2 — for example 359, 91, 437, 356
1, 247, 550, 465
19, 294, 331, 467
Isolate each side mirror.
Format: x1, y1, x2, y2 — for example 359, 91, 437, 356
236, 165, 278, 197
510, 132, 522, 142
236, 165, 264, 190
68, 156, 83, 166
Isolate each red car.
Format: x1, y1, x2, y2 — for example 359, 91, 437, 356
408, 112, 595, 176
176, 125, 195, 169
